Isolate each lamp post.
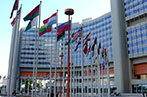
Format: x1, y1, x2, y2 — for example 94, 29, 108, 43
60, 54, 64, 97
64, 8, 74, 97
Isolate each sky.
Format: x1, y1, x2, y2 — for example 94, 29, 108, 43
0, 0, 110, 77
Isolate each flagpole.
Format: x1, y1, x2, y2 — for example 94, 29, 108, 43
81, 25, 84, 97
97, 56, 101, 97
15, 4, 22, 93
101, 50, 104, 97
34, 1, 42, 96
97, 41, 101, 97
54, 9, 58, 97
106, 49, 110, 97
32, 17, 37, 97
11, 4, 21, 96
60, 53, 63, 97
62, 36, 66, 97
8, 0, 20, 96
90, 34, 93, 97
86, 51, 89, 97
49, 28, 52, 97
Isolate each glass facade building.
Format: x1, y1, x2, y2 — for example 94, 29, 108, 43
8, 0, 147, 95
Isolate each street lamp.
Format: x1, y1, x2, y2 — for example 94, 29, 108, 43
64, 8, 74, 97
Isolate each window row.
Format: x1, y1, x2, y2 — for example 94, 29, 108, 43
125, 0, 147, 10
125, 5, 147, 17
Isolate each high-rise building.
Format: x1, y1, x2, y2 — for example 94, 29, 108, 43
8, 0, 147, 95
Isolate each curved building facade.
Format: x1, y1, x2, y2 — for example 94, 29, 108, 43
8, 0, 147, 95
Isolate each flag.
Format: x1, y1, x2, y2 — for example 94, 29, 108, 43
87, 45, 91, 55
102, 60, 105, 69
83, 43, 88, 54
11, 17, 16, 26
57, 20, 71, 33
104, 48, 107, 58
83, 38, 90, 47
57, 31, 65, 41
102, 48, 105, 58
91, 37, 97, 57
43, 13, 57, 26
25, 17, 38, 31
97, 42, 101, 55
23, 4, 40, 21
83, 34, 91, 55
11, 7, 21, 26
83, 32, 91, 42
10, 0, 18, 19
92, 37, 97, 51
74, 38, 81, 51
23, 4, 40, 31
95, 62, 98, 68
65, 38, 73, 46
72, 27, 83, 42
39, 25, 52, 36
40, 13, 57, 36
65, 27, 83, 46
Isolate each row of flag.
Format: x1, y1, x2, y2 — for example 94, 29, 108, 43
10, 0, 108, 60
10, 1, 71, 41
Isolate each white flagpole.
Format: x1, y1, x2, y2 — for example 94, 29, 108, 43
90, 34, 93, 97
34, 1, 42, 97
27, 78, 30, 95
107, 50, 110, 97
49, 28, 52, 97
62, 36, 65, 97
86, 45, 89, 97
32, 18, 37, 97
8, 1, 20, 96
81, 25, 84, 97
73, 44, 76, 97
97, 55, 101, 97
101, 51, 104, 97
54, 9, 58, 97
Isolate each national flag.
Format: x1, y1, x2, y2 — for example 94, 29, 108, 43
25, 17, 38, 31
57, 20, 71, 33
23, 4, 39, 31
91, 50, 95, 57
83, 38, 90, 47
87, 45, 91, 55
11, 17, 16, 26
43, 13, 57, 26
97, 42, 101, 55
39, 25, 52, 36
104, 48, 107, 58
95, 62, 98, 68
72, 27, 83, 42
65, 27, 83, 46
57, 31, 65, 41
92, 37, 97, 51
10, 0, 18, 19
83, 43, 88, 54
83, 32, 91, 42
91, 37, 97, 57
83, 36, 90, 55
23, 4, 40, 21
102, 48, 105, 58
65, 38, 73, 46
102, 60, 105, 69
39, 13, 57, 36
11, 7, 21, 26
74, 38, 81, 51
